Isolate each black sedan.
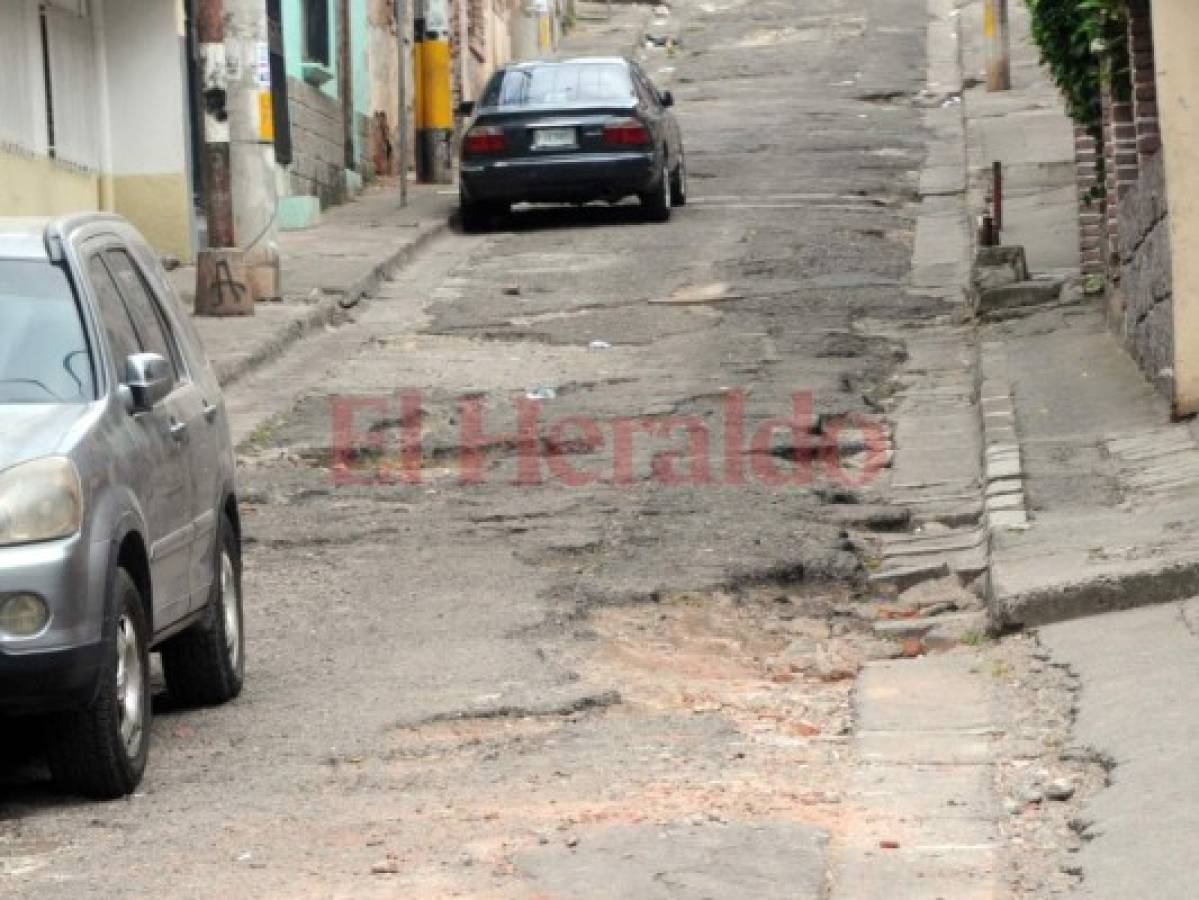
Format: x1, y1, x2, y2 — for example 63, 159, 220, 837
457, 57, 686, 231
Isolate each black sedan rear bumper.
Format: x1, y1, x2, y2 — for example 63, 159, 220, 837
461, 151, 659, 204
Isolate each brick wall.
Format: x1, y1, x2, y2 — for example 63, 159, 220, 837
1074, 125, 1104, 275
286, 77, 348, 208
1128, 0, 1160, 162
1109, 0, 1170, 398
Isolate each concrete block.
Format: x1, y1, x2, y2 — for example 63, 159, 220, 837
278, 195, 322, 231
986, 456, 1021, 481
977, 278, 1064, 316
985, 426, 1018, 446
986, 491, 1024, 511
873, 611, 985, 639
972, 245, 1029, 289
869, 561, 952, 592
988, 509, 1029, 530
985, 477, 1022, 497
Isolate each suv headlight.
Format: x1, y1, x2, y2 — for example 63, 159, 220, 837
0, 457, 84, 547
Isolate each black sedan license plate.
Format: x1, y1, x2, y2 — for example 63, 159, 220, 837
531, 127, 577, 150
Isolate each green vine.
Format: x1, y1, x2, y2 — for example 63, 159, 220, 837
1025, 0, 1129, 130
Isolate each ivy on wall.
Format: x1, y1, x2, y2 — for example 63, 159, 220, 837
1025, 0, 1129, 130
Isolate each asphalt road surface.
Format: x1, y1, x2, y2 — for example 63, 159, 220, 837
0, 0, 1015, 895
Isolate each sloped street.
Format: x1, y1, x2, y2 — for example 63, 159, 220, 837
1, 0, 1112, 897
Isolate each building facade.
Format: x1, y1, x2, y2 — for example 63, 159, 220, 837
0, 0, 193, 260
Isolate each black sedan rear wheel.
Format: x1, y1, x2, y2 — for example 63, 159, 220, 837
460, 192, 509, 233
640, 163, 673, 223
670, 154, 688, 207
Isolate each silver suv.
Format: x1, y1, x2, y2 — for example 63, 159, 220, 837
0, 215, 244, 798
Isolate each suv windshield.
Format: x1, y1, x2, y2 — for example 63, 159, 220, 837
0, 259, 95, 404
483, 63, 635, 107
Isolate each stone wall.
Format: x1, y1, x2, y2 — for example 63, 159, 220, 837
286, 77, 347, 207
1117, 153, 1173, 396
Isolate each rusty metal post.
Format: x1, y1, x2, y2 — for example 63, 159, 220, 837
397, 0, 410, 207
985, 0, 1011, 92
992, 160, 1004, 235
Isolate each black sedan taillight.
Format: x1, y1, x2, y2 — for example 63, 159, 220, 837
463, 125, 507, 154
601, 118, 650, 147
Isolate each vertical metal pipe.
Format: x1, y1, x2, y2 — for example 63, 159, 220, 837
397, 0, 409, 206
985, 0, 1011, 92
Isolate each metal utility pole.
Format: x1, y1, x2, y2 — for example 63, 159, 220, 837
195, 0, 279, 314
195, 0, 252, 315
985, 0, 1011, 92
195, 0, 234, 248
397, 0, 410, 206
414, 0, 453, 182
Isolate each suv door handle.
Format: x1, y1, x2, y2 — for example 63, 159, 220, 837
202, 400, 218, 423
169, 418, 188, 442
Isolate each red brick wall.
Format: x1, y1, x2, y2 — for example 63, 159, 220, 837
1074, 125, 1104, 275
1128, 0, 1160, 162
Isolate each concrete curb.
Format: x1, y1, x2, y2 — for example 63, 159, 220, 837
211, 218, 448, 388
977, 341, 1029, 533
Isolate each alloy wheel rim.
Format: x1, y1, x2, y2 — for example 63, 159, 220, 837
116, 613, 144, 758
664, 165, 672, 209
221, 551, 241, 672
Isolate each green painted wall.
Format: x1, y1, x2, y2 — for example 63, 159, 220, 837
283, 0, 373, 162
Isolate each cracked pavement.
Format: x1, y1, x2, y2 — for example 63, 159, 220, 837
0, 0, 1098, 896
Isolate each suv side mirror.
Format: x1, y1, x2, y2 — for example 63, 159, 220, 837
457, 99, 476, 118
123, 353, 172, 413
659, 90, 675, 108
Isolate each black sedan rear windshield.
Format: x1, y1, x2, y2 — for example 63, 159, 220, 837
0, 260, 95, 404
483, 63, 635, 107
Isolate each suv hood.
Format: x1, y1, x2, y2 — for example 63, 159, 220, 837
0, 403, 94, 472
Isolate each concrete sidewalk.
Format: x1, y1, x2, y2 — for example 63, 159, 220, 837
952, 5, 1199, 896
985, 304, 1199, 628
1039, 599, 1199, 900
172, 180, 454, 387
953, 1, 1199, 629
959, 0, 1079, 276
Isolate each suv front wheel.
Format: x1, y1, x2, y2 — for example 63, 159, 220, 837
47, 569, 150, 799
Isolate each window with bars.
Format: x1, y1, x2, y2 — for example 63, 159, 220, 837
0, 0, 100, 171
0, 2, 38, 153
42, 1, 101, 170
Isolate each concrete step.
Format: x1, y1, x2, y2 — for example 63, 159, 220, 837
976, 278, 1064, 319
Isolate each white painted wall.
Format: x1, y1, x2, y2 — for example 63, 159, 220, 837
100, 0, 189, 176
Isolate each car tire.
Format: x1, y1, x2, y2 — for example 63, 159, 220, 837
160, 513, 245, 707
670, 153, 688, 207
640, 162, 673, 222
46, 569, 151, 799
460, 193, 508, 233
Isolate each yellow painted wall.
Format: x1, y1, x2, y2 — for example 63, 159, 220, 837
0, 147, 193, 262
102, 173, 193, 262
0, 148, 100, 217
1151, 1, 1199, 415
